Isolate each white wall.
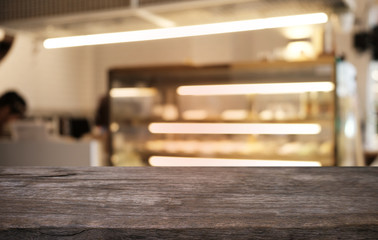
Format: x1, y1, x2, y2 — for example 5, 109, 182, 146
0, 33, 95, 116
92, 37, 193, 99
92, 29, 288, 98
0, 28, 306, 117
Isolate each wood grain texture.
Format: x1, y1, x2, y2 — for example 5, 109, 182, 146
0, 167, 377, 239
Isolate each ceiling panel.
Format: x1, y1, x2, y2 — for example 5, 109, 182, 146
0, 0, 351, 38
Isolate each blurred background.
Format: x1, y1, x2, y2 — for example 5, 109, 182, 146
0, 0, 377, 167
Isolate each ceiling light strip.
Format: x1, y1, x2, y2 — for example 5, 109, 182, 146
149, 156, 322, 167
148, 123, 321, 135
43, 12, 328, 49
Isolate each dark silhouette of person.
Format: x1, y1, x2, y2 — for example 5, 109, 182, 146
0, 91, 27, 137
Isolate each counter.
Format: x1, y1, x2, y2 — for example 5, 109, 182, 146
0, 167, 377, 239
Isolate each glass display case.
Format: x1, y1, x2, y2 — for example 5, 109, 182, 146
108, 57, 336, 166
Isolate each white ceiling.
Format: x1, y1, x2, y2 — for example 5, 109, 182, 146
0, 0, 352, 39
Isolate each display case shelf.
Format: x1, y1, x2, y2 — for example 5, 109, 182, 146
108, 58, 336, 166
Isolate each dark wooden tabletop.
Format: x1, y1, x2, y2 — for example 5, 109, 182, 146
0, 167, 377, 239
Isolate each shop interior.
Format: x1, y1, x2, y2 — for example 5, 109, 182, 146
0, 0, 377, 167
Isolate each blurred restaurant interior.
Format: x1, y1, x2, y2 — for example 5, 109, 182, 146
0, 0, 378, 167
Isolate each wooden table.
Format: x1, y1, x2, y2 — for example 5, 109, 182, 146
1, 167, 377, 239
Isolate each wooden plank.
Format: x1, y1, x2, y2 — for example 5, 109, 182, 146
0, 167, 377, 239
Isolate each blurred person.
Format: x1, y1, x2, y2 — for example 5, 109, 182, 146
94, 95, 109, 132
93, 95, 110, 155
81, 95, 110, 165
0, 90, 27, 138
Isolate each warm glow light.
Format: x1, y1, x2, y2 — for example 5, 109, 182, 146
282, 26, 313, 39
110, 88, 157, 98
110, 122, 120, 132
221, 110, 248, 120
148, 123, 321, 135
284, 41, 316, 60
149, 156, 322, 167
44, 12, 328, 48
182, 110, 208, 120
177, 82, 334, 96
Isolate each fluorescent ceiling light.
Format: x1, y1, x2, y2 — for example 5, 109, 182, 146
177, 82, 334, 95
43, 12, 328, 49
149, 156, 322, 167
148, 123, 321, 135
110, 88, 157, 98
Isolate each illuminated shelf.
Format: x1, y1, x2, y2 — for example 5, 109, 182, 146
108, 59, 337, 167
148, 122, 322, 135
140, 150, 332, 163
177, 82, 334, 96
148, 156, 324, 167
113, 118, 334, 124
